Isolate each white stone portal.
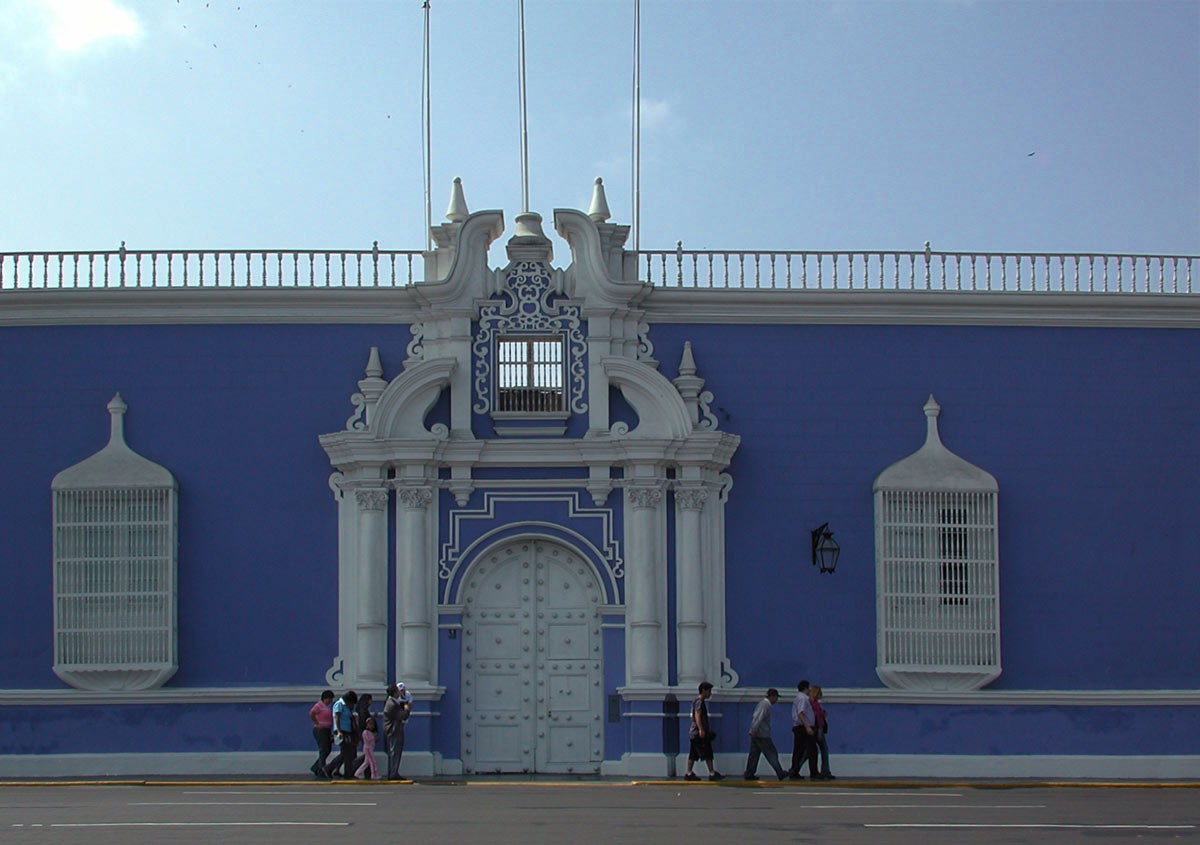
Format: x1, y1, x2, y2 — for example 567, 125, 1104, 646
318, 197, 743, 727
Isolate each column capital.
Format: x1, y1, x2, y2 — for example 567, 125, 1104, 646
396, 485, 434, 510
627, 486, 663, 510
674, 486, 709, 511
355, 488, 390, 511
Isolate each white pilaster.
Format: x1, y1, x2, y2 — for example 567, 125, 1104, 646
674, 485, 708, 687
396, 486, 435, 684
354, 488, 389, 685
625, 483, 664, 685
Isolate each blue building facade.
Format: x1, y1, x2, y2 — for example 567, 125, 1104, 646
0, 200, 1196, 778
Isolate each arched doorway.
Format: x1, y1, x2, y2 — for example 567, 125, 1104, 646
460, 537, 604, 774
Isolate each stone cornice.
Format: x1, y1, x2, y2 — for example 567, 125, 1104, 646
640, 289, 1200, 327
4, 288, 1195, 328
0, 288, 423, 326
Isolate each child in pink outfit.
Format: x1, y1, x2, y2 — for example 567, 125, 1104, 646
354, 712, 379, 779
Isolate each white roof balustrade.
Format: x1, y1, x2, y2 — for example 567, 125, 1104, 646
0, 245, 1195, 294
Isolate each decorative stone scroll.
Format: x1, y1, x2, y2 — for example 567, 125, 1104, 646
472, 261, 587, 415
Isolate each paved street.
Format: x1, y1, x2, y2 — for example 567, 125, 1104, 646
1, 781, 1197, 843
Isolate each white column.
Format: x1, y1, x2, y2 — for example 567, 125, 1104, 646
674, 485, 708, 687
626, 485, 663, 685
396, 486, 434, 684
354, 488, 389, 686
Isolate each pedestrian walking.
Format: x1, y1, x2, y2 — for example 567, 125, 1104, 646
383, 682, 412, 780
786, 679, 818, 780
321, 690, 358, 779
350, 692, 375, 777
810, 685, 835, 780
743, 688, 787, 781
354, 710, 379, 779
308, 689, 334, 778
684, 681, 723, 781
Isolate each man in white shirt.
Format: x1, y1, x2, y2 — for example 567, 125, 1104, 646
787, 680, 817, 779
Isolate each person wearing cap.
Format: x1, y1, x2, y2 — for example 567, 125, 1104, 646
743, 688, 787, 781
383, 682, 413, 780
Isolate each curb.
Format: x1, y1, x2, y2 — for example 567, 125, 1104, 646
0, 778, 1196, 788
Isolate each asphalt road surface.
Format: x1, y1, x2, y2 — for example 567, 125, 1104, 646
2, 781, 1197, 843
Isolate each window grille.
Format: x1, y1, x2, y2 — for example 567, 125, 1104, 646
54, 488, 177, 673
497, 336, 565, 413
877, 491, 997, 670
873, 396, 1000, 691
51, 393, 179, 691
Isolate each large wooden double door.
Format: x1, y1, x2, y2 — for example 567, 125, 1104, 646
461, 538, 604, 773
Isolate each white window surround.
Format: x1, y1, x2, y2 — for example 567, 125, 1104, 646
318, 208, 742, 698
873, 395, 1000, 692
51, 393, 178, 692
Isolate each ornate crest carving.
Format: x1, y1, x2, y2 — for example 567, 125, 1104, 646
472, 262, 587, 415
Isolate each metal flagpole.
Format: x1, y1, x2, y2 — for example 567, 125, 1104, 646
518, 0, 530, 212
422, 0, 432, 251
631, 0, 640, 250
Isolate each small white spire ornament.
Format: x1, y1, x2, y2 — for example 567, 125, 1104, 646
446, 177, 469, 223
588, 177, 612, 223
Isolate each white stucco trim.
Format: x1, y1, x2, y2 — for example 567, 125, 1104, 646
0, 750, 1195, 779
0, 750, 444, 779
614, 686, 1200, 706
702, 753, 1200, 780
3, 288, 1198, 328
641, 289, 1200, 327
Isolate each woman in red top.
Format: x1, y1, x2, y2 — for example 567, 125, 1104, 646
810, 686, 835, 780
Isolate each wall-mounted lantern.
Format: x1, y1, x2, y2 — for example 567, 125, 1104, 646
811, 523, 840, 574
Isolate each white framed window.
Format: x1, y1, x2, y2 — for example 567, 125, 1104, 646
51, 394, 178, 691
873, 397, 1000, 691
496, 335, 565, 414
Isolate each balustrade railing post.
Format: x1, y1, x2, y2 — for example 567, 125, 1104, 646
676, 241, 684, 286
923, 242, 931, 290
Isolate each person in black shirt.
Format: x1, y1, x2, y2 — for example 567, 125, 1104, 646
684, 681, 724, 781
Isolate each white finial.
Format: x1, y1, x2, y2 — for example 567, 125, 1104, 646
365, 346, 383, 379
445, 177, 469, 223
107, 392, 128, 447
678, 341, 697, 376
588, 177, 611, 223
923, 394, 943, 446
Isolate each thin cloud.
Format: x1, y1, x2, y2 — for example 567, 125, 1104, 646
0, 0, 142, 95
638, 97, 673, 132
41, 0, 142, 53
618, 96, 677, 134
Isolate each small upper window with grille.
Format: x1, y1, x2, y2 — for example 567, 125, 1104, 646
497, 336, 565, 414
51, 393, 178, 692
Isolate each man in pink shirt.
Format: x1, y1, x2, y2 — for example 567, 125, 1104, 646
309, 689, 334, 778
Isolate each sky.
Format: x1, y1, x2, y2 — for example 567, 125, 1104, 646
1, 0, 1197, 262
